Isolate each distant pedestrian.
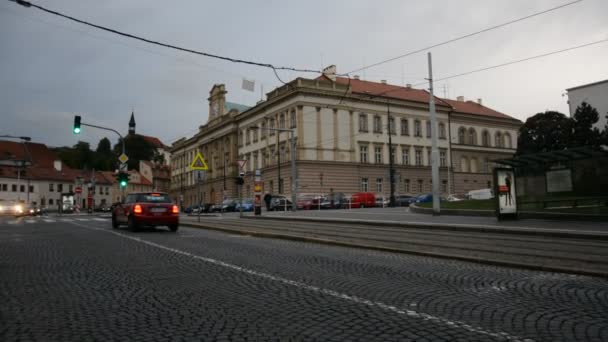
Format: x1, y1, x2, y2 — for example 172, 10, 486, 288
263, 193, 272, 210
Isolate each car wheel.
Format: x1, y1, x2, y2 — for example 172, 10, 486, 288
169, 224, 179, 232
111, 214, 119, 229
128, 215, 138, 232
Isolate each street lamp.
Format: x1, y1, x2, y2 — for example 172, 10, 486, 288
250, 126, 297, 212
0, 135, 32, 203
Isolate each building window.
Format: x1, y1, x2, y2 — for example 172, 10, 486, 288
417, 179, 423, 193
483, 158, 490, 173
504, 133, 512, 148
415, 149, 422, 166
69, 184, 73, 192
468, 128, 477, 145
246, 129, 251, 145
470, 158, 478, 173
376, 178, 383, 193
49, 183, 54, 192
439, 122, 446, 139
20, 185, 25, 192
373, 115, 382, 133
374, 146, 383, 164
49, 199, 54, 205
427, 149, 432, 166
414, 120, 422, 137
461, 157, 469, 172
401, 119, 409, 136
1, 184, 6, 191
253, 128, 259, 143
482, 130, 490, 146
495, 132, 503, 147
290, 110, 296, 128
57, 184, 63, 192
402, 147, 410, 165
360, 145, 368, 163
27, 185, 34, 193
388, 117, 396, 135
239, 131, 244, 146
404, 179, 410, 193
105, 187, 109, 195
442, 180, 447, 193
269, 118, 276, 135
253, 153, 259, 170
361, 177, 369, 192
458, 127, 466, 144
426, 121, 431, 138
440, 150, 446, 167
279, 114, 285, 129
261, 122, 267, 139
359, 113, 368, 132
389, 146, 395, 163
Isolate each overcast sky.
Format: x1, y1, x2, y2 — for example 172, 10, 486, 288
1, 0, 607, 148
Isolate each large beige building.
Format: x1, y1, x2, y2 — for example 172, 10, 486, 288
170, 68, 521, 207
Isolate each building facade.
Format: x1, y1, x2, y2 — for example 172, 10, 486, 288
567, 79, 608, 131
170, 68, 521, 207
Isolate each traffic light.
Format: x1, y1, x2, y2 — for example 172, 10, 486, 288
116, 172, 129, 188
73, 115, 81, 134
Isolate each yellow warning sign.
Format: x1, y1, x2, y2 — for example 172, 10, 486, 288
189, 152, 209, 171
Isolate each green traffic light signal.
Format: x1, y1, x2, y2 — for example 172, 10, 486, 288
73, 115, 81, 134
120, 179, 127, 187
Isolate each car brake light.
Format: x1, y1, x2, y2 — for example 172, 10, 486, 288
133, 204, 143, 214
172, 205, 179, 214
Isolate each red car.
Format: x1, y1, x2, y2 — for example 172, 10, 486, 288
112, 192, 179, 232
349, 192, 376, 208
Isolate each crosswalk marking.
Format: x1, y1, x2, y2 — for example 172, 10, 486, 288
43, 219, 56, 223
93, 218, 106, 221
25, 220, 35, 224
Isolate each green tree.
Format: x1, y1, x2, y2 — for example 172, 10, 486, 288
517, 111, 573, 155
571, 102, 601, 148
114, 135, 156, 171
94, 137, 115, 171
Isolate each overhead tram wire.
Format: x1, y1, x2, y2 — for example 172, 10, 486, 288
347, 0, 584, 74
8, 0, 323, 79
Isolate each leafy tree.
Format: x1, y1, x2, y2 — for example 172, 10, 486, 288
114, 135, 156, 171
94, 137, 115, 171
571, 102, 601, 147
517, 111, 573, 155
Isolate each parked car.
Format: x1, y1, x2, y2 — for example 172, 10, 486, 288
297, 194, 316, 210
311, 196, 332, 209
445, 194, 464, 202
269, 197, 292, 211
327, 192, 347, 209
348, 192, 376, 208
111, 192, 179, 232
375, 196, 389, 208
219, 199, 238, 212
466, 188, 494, 200
235, 199, 254, 212
414, 193, 434, 204
396, 195, 414, 207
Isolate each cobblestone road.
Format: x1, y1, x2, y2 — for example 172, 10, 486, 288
1, 216, 607, 341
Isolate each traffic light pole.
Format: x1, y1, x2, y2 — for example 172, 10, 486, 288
79, 122, 126, 158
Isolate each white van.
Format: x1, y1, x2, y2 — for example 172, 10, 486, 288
466, 188, 494, 200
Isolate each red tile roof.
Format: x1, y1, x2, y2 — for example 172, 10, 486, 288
319, 76, 518, 121
142, 135, 165, 148
0, 141, 58, 168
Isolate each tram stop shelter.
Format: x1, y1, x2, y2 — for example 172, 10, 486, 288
494, 146, 608, 219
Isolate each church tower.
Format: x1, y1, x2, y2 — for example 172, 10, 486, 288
128, 111, 136, 135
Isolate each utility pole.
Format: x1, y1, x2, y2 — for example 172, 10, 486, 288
428, 52, 440, 215
277, 133, 281, 194
387, 101, 396, 207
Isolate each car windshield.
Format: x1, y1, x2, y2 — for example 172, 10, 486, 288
136, 194, 172, 203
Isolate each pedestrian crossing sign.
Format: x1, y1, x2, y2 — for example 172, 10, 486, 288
189, 152, 209, 171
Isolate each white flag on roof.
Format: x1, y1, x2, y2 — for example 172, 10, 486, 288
242, 78, 255, 92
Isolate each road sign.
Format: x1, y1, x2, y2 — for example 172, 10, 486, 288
118, 153, 129, 164
75, 187, 82, 194
190, 152, 209, 171
237, 159, 247, 170
119, 163, 128, 172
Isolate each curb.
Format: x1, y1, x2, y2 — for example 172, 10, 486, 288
182, 221, 608, 278
240, 215, 608, 240
409, 204, 494, 217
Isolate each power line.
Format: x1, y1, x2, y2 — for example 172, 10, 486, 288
8, 0, 322, 75
347, 0, 584, 74
412, 38, 608, 87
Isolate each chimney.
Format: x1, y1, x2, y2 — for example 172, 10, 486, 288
53, 160, 62, 172
353, 75, 360, 80
456, 96, 465, 102
380, 80, 387, 84
405, 83, 412, 89
477, 98, 483, 105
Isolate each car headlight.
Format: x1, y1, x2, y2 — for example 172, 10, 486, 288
15, 205, 23, 213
